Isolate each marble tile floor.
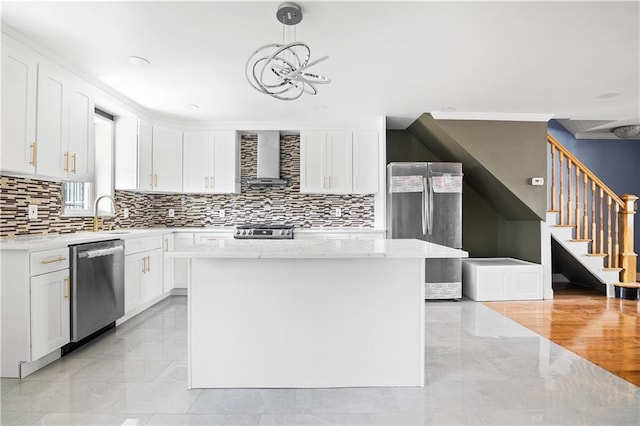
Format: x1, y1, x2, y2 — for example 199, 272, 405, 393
1, 296, 639, 426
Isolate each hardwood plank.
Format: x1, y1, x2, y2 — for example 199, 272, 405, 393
484, 284, 640, 387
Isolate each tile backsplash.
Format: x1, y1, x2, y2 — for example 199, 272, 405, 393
0, 134, 375, 238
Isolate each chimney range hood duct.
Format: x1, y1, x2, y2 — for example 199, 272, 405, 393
246, 131, 290, 186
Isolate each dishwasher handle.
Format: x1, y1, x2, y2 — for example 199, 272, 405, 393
78, 245, 124, 259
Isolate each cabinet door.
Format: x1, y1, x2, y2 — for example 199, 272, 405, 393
143, 249, 163, 302
67, 80, 95, 181
211, 131, 240, 193
162, 234, 175, 293
124, 253, 144, 313
36, 61, 69, 179
152, 126, 183, 192
137, 119, 153, 191
183, 130, 210, 193
30, 270, 70, 360
174, 233, 194, 289
352, 131, 379, 194
1, 39, 37, 175
326, 131, 352, 194
300, 131, 326, 193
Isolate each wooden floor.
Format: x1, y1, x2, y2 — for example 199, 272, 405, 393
484, 284, 640, 387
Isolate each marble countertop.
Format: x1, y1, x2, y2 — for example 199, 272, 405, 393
167, 238, 468, 259
0, 227, 387, 251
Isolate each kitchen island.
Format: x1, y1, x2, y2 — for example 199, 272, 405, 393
168, 238, 468, 389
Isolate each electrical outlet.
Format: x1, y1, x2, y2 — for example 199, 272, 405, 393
168, 208, 175, 218
218, 209, 225, 218
335, 207, 342, 217
28, 205, 38, 220
123, 208, 130, 219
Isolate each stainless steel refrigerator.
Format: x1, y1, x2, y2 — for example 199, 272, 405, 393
387, 162, 463, 299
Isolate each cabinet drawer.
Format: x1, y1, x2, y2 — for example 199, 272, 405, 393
194, 232, 234, 244
30, 247, 69, 276
125, 235, 163, 255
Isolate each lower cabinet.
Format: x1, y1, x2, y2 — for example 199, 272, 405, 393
173, 233, 194, 289
163, 234, 175, 293
30, 269, 70, 360
124, 236, 163, 314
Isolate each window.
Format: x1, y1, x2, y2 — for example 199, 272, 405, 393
62, 109, 114, 216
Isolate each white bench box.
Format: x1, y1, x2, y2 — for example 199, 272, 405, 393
462, 258, 543, 301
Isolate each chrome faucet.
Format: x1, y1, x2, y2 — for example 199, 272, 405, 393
93, 195, 116, 232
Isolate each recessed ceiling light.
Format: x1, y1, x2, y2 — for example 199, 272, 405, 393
127, 56, 150, 66
596, 92, 619, 99
312, 105, 327, 111
185, 104, 200, 111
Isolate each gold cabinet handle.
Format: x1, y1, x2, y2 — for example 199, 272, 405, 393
210, 176, 214, 188
64, 151, 69, 172
154, 174, 158, 187
65, 276, 70, 300
205, 176, 209, 189
30, 143, 36, 166
142, 256, 146, 273
71, 153, 77, 173
164, 240, 169, 252
146, 256, 151, 272
41, 255, 66, 264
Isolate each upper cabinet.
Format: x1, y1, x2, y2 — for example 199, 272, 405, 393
300, 130, 379, 194
1, 36, 95, 181
1, 37, 38, 175
150, 126, 183, 192
137, 119, 154, 191
183, 130, 240, 194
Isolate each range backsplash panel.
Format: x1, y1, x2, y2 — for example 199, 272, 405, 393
153, 134, 375, 227
0, 135, 374, 238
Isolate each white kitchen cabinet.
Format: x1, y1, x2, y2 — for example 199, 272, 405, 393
183, 130, 240, 194
151, 126, 183, 192
300, 130, 352, 194
301, 130, 378, 194
162, 234, 175, 293
1, 37, 38, 175
352, 130, 379, 194
114, 114, 139, 190
124, 236, 163, 313
137, 119, 154, 191
30, 269, 70, 360
35, 60, 95, 180
174, 233, 194, 289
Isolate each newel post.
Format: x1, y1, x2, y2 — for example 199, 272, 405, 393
619, 194, 638, 283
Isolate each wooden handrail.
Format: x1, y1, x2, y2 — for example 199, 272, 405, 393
547, 134, 624, 208
547, 133, 637, 286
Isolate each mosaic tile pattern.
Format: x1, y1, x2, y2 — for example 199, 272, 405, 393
152, 134, 375, 228
1, 134, 375, 238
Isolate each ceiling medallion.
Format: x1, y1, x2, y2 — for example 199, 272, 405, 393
245, 2, 330, 101
611, 125, 640, 139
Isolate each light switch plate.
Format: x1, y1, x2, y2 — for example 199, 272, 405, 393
168, 208, 175, 218
335, 207, 342, 217
28, 204, 38, 219
218, 210, 225, 218
530, 177, 545, 186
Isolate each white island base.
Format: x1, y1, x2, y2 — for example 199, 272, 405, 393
174, 239, 468, 389
190, 257, 424, 388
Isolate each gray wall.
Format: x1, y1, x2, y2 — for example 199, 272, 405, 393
386, 128, 542, 263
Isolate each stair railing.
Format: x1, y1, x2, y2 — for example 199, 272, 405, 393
547, 134, 637, 284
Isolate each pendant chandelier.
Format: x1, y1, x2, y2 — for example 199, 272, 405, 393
245, 2, 330, 101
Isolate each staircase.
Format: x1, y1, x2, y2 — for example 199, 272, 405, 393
547, 134, 638, 298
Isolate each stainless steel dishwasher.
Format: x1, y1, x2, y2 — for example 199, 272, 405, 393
65, 239, 124, 353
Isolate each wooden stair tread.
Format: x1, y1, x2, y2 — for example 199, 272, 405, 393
602, 268, 623, 272
554, 224, 576, 228
546, 210, 560, 213
614, 282, 640, 289
586, 253, 607, 257
570, 239, 591, 242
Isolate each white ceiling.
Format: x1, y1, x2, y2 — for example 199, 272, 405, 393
2, 1, 639, 132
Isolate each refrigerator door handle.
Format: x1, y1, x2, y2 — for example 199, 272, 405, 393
427, 177, 434, 235
422, 177, 428, 235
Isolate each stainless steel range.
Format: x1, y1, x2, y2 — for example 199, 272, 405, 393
234, 224, 294, 239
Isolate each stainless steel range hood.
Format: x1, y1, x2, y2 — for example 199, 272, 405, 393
246, 131, 290, 186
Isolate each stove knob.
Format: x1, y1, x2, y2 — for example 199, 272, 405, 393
235, 229, 241, 235
242, 230, 247, 235
248, 230, 253, 235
